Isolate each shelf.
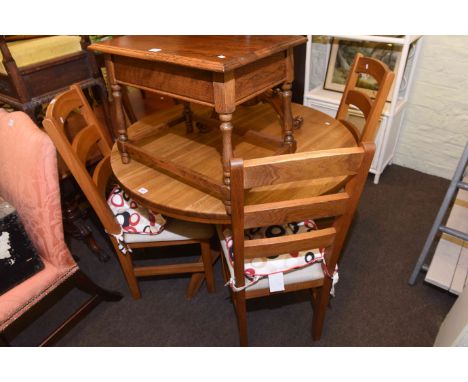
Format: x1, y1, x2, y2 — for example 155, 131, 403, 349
329, 35, 422, 46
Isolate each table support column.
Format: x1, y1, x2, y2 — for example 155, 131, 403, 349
280, 81, 296, 153
220, 113, 233, 213
112, 84, 130, 164
183, 102, 194, 134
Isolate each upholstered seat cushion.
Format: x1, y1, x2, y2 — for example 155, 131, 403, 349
216, 223, 325, 292
107, 186, 166, 235
107, 185, 213, 244
0, 36, 82, 74
125, 218, 214, 243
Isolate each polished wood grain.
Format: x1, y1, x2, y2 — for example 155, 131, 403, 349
90, 36, 307, 201
89, 35, 306, 72
111, 102, 357, 224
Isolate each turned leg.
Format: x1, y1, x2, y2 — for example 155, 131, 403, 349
61, 196, 110, 263
121, 86, 137, 125
111, 84, 130, 164
183, 101, 194, 134
280, 82, 296, 153
219, 113, 233, 214
94, 81, 114, 138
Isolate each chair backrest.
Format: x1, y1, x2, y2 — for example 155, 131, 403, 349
335, 53, 395, 143
229, 142, 375, 288
42, 84, 120, 236
0, 109, 76, 270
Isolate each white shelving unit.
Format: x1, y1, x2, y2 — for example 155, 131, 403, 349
303, 35, 423, 184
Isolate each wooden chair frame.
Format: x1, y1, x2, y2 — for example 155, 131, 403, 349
224, 142, 375, 345
43, 85, 215, 300
336, 53, 395, 143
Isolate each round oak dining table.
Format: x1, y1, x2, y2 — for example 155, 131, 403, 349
110, 102, 356, 225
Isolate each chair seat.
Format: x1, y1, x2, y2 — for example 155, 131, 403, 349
107, 186, 213, 243
125, 218, 214, 243
0, 36, 82, 75
216, 225, 325, 292
0, 262, 78, 330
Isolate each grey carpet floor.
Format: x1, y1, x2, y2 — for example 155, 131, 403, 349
9, 164, 457, 346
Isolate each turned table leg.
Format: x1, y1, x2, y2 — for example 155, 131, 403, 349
219, 113, 233, 214
280, 82, 296, 153
111, 84, 130, 163
183, 101, 194, 134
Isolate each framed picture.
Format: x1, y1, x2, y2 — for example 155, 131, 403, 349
324, 38, 402, 102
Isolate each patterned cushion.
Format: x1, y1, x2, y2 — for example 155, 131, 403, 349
0, 36, 82, 74
219, 220, 325, 278
107, 186, 166, 235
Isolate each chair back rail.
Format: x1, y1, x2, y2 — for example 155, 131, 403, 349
336, 53, 395, 143
244, 193, 350, 229
243, 147, 365, 188
243, 227, 336, 260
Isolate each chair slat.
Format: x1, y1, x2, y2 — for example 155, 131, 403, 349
48, 88, 82, 125
72, 124, 102, 164
244, 193, 350, 229
345, 89, 372, 119
243, 227, 336, 260
92, 156, 113, 198
356, 56, 388, 83
338, 118, 361, 143
243, 147, 364, 189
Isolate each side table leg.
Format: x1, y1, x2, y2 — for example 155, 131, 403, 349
219, 113, 233, 214
111, 84, 130, 164
280, 82, 296, 153
183, 102, 194, 134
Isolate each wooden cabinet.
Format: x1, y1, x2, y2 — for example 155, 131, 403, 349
303, 35, 423, 184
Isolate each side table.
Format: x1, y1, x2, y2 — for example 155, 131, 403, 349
89, 36, 307, 213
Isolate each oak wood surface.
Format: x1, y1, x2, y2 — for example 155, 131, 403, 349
110, 102, 356, 224
89, 36, 307, 72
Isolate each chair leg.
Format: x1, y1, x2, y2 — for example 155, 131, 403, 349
74, 270, 123, 302
234, 291, 248, 346
312, 279, 332, 341
200, 241, 215, 293
186, 242, 217, 299
62, 196, 110, 262
94, 81, 114, 139
111, 240, 141, 299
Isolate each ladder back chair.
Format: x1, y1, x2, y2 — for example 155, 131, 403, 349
43, 85, 216, 300
336, 53, 395, 144
219, 142, 375, 345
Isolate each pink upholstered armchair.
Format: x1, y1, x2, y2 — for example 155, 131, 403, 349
0, 108, 121, 346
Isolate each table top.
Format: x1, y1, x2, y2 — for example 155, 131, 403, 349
111, 102, 356, 224
89, 35, 306, 72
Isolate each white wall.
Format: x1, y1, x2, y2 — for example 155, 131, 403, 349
393, 36, 468, 179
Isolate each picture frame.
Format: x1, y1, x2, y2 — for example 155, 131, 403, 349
324, 38, 402, 102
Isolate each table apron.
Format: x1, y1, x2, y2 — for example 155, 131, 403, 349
111, 52, 288, 109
